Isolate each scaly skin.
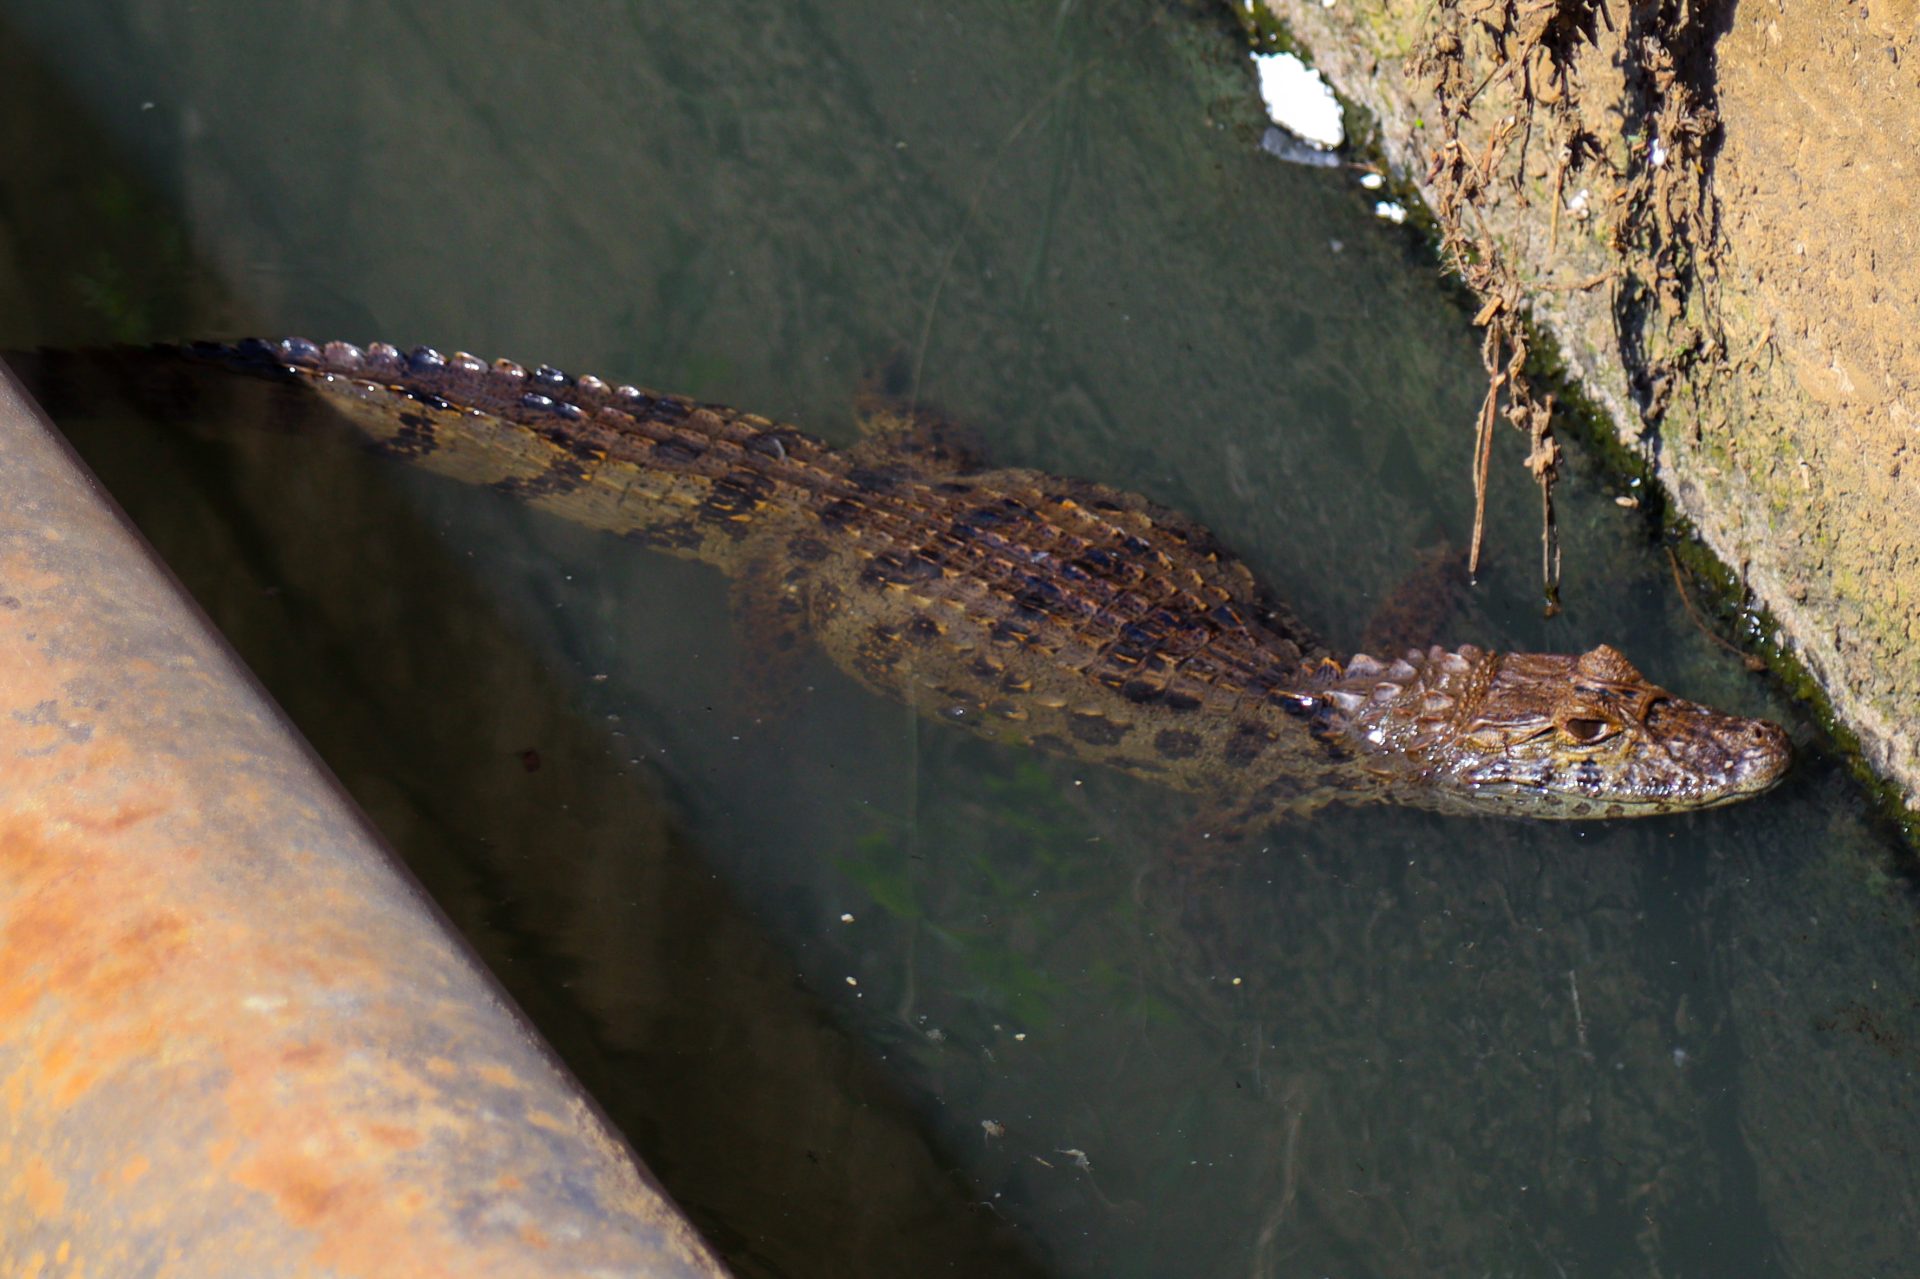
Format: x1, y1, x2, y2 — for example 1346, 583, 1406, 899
181, 338, 1792, 821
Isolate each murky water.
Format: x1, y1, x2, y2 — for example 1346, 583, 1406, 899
4, 1, 1917, 1275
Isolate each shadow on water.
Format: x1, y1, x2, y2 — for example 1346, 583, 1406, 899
4, 2, 1920, 1276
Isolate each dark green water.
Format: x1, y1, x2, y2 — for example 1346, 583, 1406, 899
3, 2, 1917, 1275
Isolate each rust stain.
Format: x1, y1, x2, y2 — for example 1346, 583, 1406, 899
235, 1147, 354, 1227
278, 1041, 331, 1070
209, 946, 525, 1275
60, 801, 163, 837
473, 1062, 524, 1090
230, 1142, 459, 1279
364, 1122, 423, 1152
21, 1156, 67, 1217
0, 824, 196, 1115
0, 407, 728, 1275
280, 915, 411, 997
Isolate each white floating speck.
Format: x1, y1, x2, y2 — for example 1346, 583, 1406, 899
840, 912, 855, 923
1251, 52, 1343, 150
845, 976, 858, 987
1359, 172, 1385, 190
1374, 201, 1408, 224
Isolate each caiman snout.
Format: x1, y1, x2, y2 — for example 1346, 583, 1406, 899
1630, 694, 1793, 809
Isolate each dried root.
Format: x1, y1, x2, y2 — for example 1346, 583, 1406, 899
1411, 0, 1724, 607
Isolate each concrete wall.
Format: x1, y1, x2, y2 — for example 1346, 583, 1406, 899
1258, 0, 1920, 815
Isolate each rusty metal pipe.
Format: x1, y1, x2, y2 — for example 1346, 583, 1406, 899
0, 359, 730, 1274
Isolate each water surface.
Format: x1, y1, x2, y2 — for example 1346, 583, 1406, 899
2, 2, 1916, 1275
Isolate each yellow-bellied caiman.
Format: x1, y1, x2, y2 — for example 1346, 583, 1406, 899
157, 338, 1792, 821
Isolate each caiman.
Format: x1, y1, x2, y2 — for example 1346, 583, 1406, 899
156, 337, 1790, 821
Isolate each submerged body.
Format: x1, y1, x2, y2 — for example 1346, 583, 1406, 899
183, 338, 1790, 821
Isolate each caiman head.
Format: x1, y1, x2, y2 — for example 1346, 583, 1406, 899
1300, 643, 1791, 818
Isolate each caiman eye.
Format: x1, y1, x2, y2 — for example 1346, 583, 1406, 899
1560, 717, 1617, 745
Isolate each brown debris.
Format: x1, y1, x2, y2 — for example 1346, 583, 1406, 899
1411, 0, 1726, 606
1413, 0, 1601, 606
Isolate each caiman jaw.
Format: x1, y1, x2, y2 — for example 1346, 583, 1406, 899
1306, 643, 1792, 818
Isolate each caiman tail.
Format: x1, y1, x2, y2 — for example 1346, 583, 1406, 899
180, 337, 865, 572
11, 337, 1792, 821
